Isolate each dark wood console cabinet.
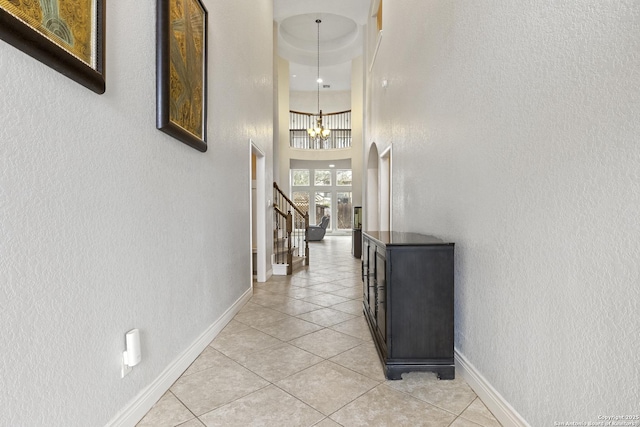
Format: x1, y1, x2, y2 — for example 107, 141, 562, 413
362, 231, 455, 380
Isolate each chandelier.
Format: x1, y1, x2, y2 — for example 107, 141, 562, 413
307, 19, 331, 141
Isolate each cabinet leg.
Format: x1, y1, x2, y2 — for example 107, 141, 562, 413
436, 367, 455, 380
385, 367, 403, 380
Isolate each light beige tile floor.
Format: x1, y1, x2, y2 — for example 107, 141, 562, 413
137, 235, 502, 427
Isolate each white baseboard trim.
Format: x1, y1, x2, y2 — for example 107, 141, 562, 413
455, 349, 530, 427
106, 288, 253, 427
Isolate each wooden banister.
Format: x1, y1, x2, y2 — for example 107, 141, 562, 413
273, 205, 288, 219
273, 181, 310, 274
289, 109, 351, 117
274, 182, 307, 218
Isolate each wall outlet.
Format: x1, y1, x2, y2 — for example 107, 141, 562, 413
121, 353, 132, 378
121, 328, 141, 378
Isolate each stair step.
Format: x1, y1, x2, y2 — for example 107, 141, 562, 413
271, 255, 306, 275
273, 246, 295, 256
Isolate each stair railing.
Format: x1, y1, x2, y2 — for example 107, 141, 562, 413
273, 182, 309, 274
289, 110, 351, 150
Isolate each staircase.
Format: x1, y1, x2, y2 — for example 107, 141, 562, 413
273, 182, 309, 275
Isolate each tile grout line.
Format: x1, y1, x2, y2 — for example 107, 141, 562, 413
166, 389, 200, 427
445, 396, 482, 427
383, 379, 478, 421
145, 237, 497, 426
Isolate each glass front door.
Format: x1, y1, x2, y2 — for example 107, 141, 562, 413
315, 192, 332, 229
337, 192, 352, 230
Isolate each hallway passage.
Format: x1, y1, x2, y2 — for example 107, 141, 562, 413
138, 236, 502, 426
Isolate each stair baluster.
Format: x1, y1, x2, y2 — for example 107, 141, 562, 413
273, 182, 309, 275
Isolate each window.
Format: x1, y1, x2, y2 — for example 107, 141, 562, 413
292, 169, 310, 186
336, 170, 352, 186
291, 166, 353, 232
292, 192, 309, 215
314, 170, 331, 186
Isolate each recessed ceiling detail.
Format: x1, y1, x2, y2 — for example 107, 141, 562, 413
275, 0, 371, 92
280, 14, 358, 54
278, 13, 362, 68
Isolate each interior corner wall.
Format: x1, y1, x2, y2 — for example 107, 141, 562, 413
272, 20, 281, 198
276, 56, 291, 193
0, 1, 274, 425
367, 0, 640, 424
350, 55, 364, 207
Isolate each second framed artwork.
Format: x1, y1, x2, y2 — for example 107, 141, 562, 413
156, 0, 208, 152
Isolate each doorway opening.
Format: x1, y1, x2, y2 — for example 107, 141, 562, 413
250, 140, 267, 282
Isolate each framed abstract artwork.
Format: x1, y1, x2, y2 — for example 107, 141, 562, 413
0, 0, 105, 94
156, 0, 208, 152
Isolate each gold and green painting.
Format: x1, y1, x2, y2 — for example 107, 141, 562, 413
0, 0, 105, 93
157, 0, 208, 152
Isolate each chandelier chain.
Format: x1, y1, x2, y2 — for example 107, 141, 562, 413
316, 19, 320, 114
307, 18, 330, 143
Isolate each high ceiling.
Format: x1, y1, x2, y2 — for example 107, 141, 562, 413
274, 0, 372, 92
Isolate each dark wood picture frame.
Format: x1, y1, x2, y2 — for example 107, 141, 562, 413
156, 0, 208, 152
0, 0, 105, 94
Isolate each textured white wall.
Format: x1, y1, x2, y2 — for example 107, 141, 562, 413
367, 1, 640, 424
0, 1, 273, 425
